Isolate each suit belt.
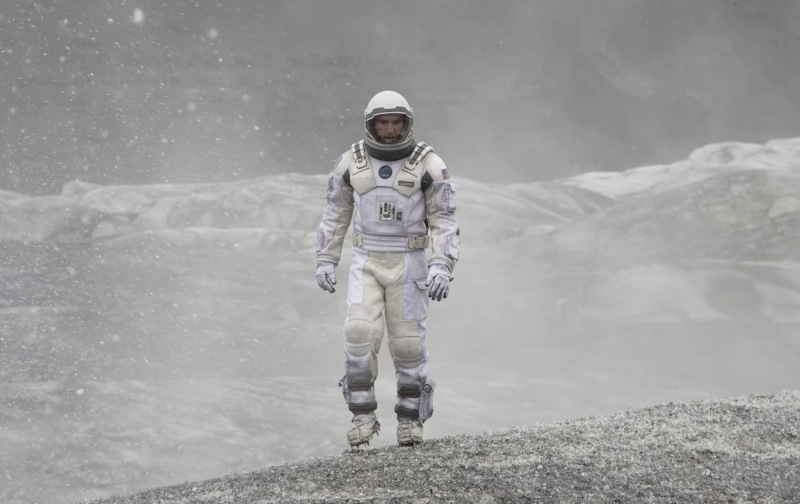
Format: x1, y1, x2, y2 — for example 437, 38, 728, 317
353, 232, 430, 251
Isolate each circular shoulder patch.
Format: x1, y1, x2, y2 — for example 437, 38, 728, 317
378, 165, 393, 179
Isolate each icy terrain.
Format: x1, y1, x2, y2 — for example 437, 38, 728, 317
2, 138, 800, 503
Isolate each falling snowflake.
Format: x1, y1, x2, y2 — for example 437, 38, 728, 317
132, 8, 145, 25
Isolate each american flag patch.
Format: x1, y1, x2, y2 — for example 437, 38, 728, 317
442, 168, 450, 180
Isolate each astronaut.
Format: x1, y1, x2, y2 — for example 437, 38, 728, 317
315, 90, 459, 447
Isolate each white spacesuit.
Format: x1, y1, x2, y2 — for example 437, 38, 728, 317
316, 91, 459, 447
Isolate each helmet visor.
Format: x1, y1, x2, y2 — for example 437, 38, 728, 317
366, 114, 413, 144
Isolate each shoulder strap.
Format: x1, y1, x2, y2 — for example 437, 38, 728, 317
402, 141, 434, 174
393, 141, 434, 197
351, 140, 368, 171
348, 139, 376, 194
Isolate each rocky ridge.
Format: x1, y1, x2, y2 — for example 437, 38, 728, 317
92, 391, 800, 504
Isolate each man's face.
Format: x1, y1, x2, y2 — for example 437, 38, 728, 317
374, 114, 405, 143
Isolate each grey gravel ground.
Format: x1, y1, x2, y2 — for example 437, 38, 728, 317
89, 390, 800, 503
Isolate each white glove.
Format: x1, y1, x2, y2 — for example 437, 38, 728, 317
316, 260, 337, 293
425, 262, 451, 302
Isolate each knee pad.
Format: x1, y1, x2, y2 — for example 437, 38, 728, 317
345, 303, 373, 357
390, 320, 423, 368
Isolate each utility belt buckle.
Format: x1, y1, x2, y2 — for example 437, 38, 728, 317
353, 232, 363, 247
408, 235, 430, 250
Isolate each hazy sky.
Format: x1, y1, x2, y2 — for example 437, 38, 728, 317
1, 0, 799, 193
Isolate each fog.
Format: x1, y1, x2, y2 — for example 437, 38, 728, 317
2, 1, 800, 193
1, 2, 800, 504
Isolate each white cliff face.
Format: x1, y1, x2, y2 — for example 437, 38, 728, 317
555, 138, 800, 199
534, 138, 800, 325
1, 138, 799, 504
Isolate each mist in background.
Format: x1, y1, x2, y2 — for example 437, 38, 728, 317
3, 136, 800, 503
2, 0, 800, 194
2, 2, 800, 503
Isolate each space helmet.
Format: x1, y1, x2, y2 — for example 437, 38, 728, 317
364, 90, 415, 161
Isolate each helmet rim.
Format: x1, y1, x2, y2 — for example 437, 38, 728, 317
363, 91, 415, 160
364, 90, 413, 121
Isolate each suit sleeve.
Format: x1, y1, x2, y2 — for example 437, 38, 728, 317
423, 154, 459, 271
316, 154, 355, 265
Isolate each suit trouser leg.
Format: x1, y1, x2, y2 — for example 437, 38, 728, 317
341, 248, 430, 418
341, 248, 384, 414
384, 250, 430, 419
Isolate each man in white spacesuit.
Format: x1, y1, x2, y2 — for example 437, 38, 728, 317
315, 91, 459, 447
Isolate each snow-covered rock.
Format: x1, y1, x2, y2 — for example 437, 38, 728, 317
0, 193, 98, 243
555, 138, 800, 200
544, 169, 800, 265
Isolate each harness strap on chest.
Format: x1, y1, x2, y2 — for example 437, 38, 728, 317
392, 141, 434, 197
402, 142, 433, 173
350, 140, 432, 196
352, 140, 368, 170
349, 140, 376, 194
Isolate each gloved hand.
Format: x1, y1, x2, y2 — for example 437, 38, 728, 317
316, 260, 337, 293
425, 262, 451, 302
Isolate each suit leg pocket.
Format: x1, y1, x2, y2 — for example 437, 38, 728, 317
419, 380, 436, 422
